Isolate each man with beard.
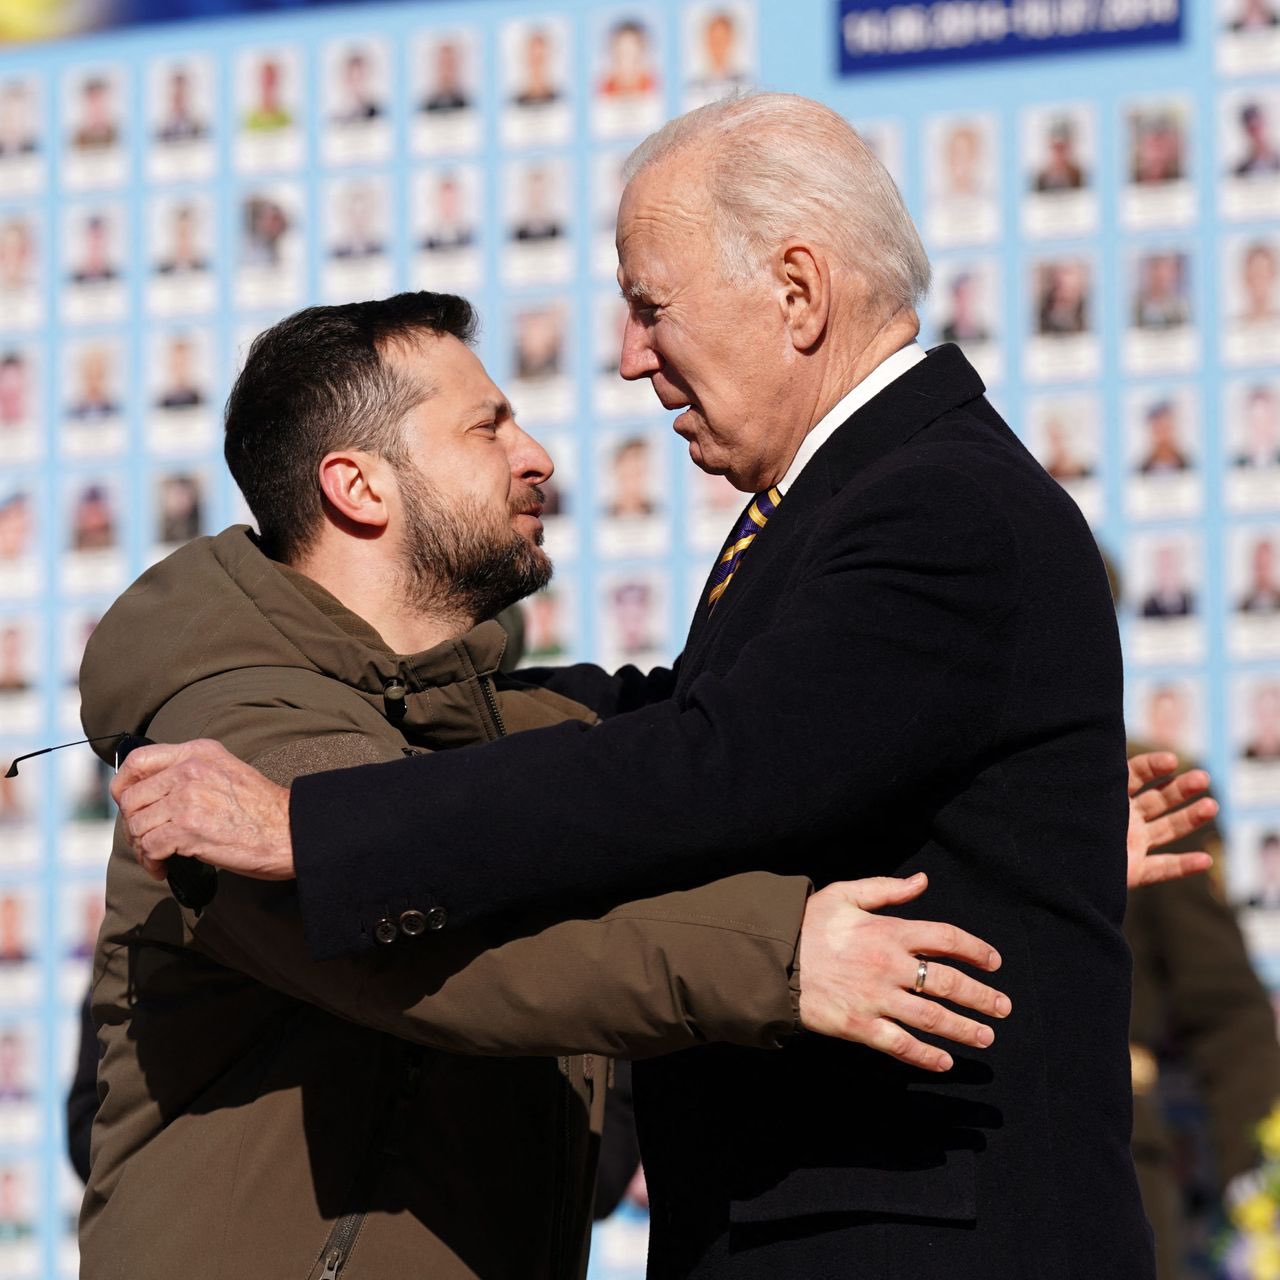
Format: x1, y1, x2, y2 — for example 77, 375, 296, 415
79, 293, 1013, 1280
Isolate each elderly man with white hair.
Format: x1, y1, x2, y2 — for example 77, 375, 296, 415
116, 94, 1203, 1276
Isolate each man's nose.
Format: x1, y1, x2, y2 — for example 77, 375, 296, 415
510, 425, 553, 486
618, 313, 659, 382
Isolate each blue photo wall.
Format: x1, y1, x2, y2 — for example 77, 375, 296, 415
0, 0, 1277, 1274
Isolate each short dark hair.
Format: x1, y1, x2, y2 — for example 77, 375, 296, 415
224, 291, 478, 562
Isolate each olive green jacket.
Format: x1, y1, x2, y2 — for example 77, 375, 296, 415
78, 526, 810, 1280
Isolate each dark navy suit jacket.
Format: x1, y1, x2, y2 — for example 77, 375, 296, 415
292, 345, 1151, 1278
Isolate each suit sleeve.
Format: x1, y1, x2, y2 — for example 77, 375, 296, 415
511, 660, 678, 718
141, 696, 807, 1059
293, 460, 1022, 959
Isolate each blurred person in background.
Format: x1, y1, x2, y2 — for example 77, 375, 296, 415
0, 624, 27, 693
939, 271, 990, 343
605, 437, 657, 519
1232, 0, 1280, 27
156, 334, 205, 410
242, 195, 289, 269
1133, 253, 1190, 331
155, 203, 209, 276
330, 182, 384, 260
941, 120, 985, 198
67, 345, 119, 421
1041, 413, 1095, 481
1247, 833, 1280, 909
422, 172, 475, 252
514, 306, 563, 381
156, 473, 202, 546
1244, 684, 1280, 761
1036, 259, 1089, 334
0, 493, 33, 563
512, 164, 564, 242
0, 218, 33, 294
70, 484, 116, 553
69, 214, 117, 285
689, 10, 748, 100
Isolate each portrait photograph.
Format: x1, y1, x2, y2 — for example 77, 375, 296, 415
58, 883, 105, 1004
1218, 0, 1280, 76
682, 2, 755, 112
1025, 256, 1100, 382
411, 29, 482, 156
1025, 392, 1103, 525
53, 735, 116, 863
235, 184, 304, 311
147, 193, 215, 317
146, 57, 214, 183
0, 77, 44, 197
152, 470, 207, 554
0, 1023, 39, 1145
1122, 97, 1195, 228
1232, 675, 1280, 805
591, 149, 628, 278
1124, 386, 1201, 521
591, 12, 664, 141
1130, 677, 1206, 758
0, 1159, 38, 1273
593, 293, 658, 417
502, 157, 573, 286
0, 889, 39, 1004
925, 113, 1000, 247
1224, 234, 1280, 366
0, 615, 40, 739
0, 347, 39, 464
412, 166, 482, 292
929, 259, 1002, 385
1020, 104, 1098, 239
520, 584, 575, 666
1229, 526, 1280, 658
60, 337, 126, 459
597, 431, 671, 559
60, 204, 127, 327
1226, 378, 1280, 512
1124, 247, 1198, 374
62, 66, 127, 191
1219, 87, 1280, 220
1126, 530, 1206, 665
60, 473, 126, 596
233, 47, 305, 174
322, 39, 393, 167
1232, 824, 1280, 913
0, 485, 38, 600
0, 212, 42, 331
531, 431, 577, 563
500, 18, 572, 148
147, 328, 216, 453
598, 569, 670, 672
507, 301, 573, 424
322, 175, 393, 304
686, 466, 748, 554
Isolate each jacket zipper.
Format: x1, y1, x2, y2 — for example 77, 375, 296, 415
480, 675, 508, 738
316, 1209, 364, 1279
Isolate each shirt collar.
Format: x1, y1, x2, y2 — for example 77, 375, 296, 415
777, 341, 927, 496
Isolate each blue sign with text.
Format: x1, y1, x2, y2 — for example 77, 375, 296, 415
838, 0, 1183, 74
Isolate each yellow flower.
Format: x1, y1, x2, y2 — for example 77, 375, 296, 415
1252, 1238, 1280, 1280
1259, 1108, 1280, 1161
1234, 1191, 1277, 1235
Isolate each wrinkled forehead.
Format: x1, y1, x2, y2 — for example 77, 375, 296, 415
617, 158, 714, 266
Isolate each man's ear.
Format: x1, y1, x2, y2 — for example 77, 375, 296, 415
778, 242, 830, 353
317, 451, 391, 533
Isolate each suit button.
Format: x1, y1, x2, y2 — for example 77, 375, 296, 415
425, 906, 448, 931
373, 918, 399, 945
399, 909, 426, 938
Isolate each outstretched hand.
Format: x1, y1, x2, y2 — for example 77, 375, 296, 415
110, 739, 295, 883
1127, 750, 1216, 890
797, 873, 1009, 1073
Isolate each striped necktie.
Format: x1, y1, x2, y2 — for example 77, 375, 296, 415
707, 487, 782, 609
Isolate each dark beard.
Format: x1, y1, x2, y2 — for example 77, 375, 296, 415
396, 463, 553, 626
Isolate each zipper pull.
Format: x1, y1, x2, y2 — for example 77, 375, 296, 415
319, 1250, 343, 1280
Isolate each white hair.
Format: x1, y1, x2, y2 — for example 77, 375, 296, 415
622, 91, 930, 313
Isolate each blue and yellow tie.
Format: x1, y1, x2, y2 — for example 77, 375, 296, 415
706, 487, 782, 608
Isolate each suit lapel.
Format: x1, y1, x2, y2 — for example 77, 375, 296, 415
678, 345, 989, 670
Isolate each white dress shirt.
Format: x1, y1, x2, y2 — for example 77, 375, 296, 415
776, 341, 926, 496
